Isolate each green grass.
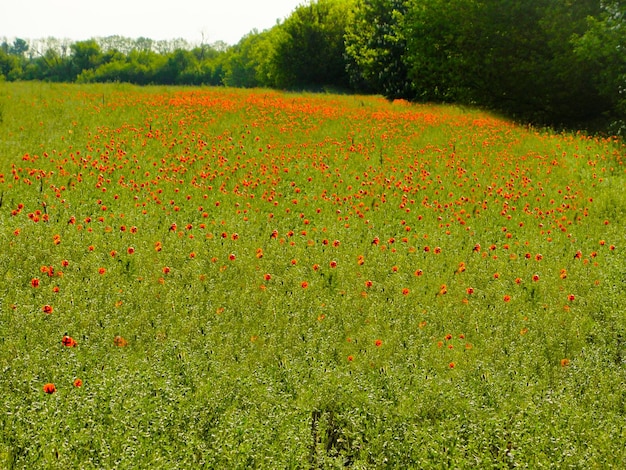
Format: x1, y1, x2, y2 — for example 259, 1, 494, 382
0, 82, 625, 468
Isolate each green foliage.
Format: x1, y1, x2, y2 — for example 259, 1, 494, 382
222, 29, 278, 88
344, 0, 413, 98
270, 0, 354, 90
401, 0, 607, 126
573, 1, 626, 134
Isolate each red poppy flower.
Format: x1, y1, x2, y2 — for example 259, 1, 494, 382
42, 304, 53, 314
62, 335, 77, 347
43, 383, 56, 394
375, 339, 382, 347
73, 378, 83, 387
31, 278, 40, 288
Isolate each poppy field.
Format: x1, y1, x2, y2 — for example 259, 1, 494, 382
0, 82, 625, 468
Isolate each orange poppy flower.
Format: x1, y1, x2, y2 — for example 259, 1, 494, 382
43, 383, 56, 394
73, 378, 83, 387
42, 304, 53, 314
62, 335, 77, 347
114, 335, 128, 347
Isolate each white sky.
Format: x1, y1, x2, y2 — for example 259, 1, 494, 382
0, 0, 306, 46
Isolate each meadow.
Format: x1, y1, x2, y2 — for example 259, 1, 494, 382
0, 82, 624, 468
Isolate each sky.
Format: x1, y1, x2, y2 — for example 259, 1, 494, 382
0, 0, 306, 46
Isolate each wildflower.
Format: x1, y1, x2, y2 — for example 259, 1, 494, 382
375, 339, 383, 347
62, 335, 77, 347
31, 278, 40, 288
466, 287, 474, 295
43, 383, 56, 394
127, 246, 135, 255
42, 304, 53, 314
449, 362, 455, 369
114, 335, 128, 347
264, 273, 271, 281
560, 358, 570, 367
98, 267, 106, 275
402, 288, 410, 295
532, 274, 540, 282
567, 294, 575, 302
365, 280, 373, 288
301, 281, 309, 289
73, 378, 83, 387
347, 355, 354, 362
162, 266, 171, 274
503, 294, 511, 302
329, 260, 337, 268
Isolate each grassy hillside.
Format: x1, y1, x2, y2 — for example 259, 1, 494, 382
0, 82, 624, 468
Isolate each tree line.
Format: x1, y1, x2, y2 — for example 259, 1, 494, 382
1, 0, 624, 133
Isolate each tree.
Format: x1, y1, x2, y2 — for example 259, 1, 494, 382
344, 0, 412, 98
270, 0, 354, 90
573, 1, 626, 133
223, 29, 279, 88
70, 40, 104, 80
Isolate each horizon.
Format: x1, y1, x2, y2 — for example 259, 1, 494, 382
0, 0, 305, 46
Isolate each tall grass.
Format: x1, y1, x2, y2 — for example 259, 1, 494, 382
0, 82, 624, 468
